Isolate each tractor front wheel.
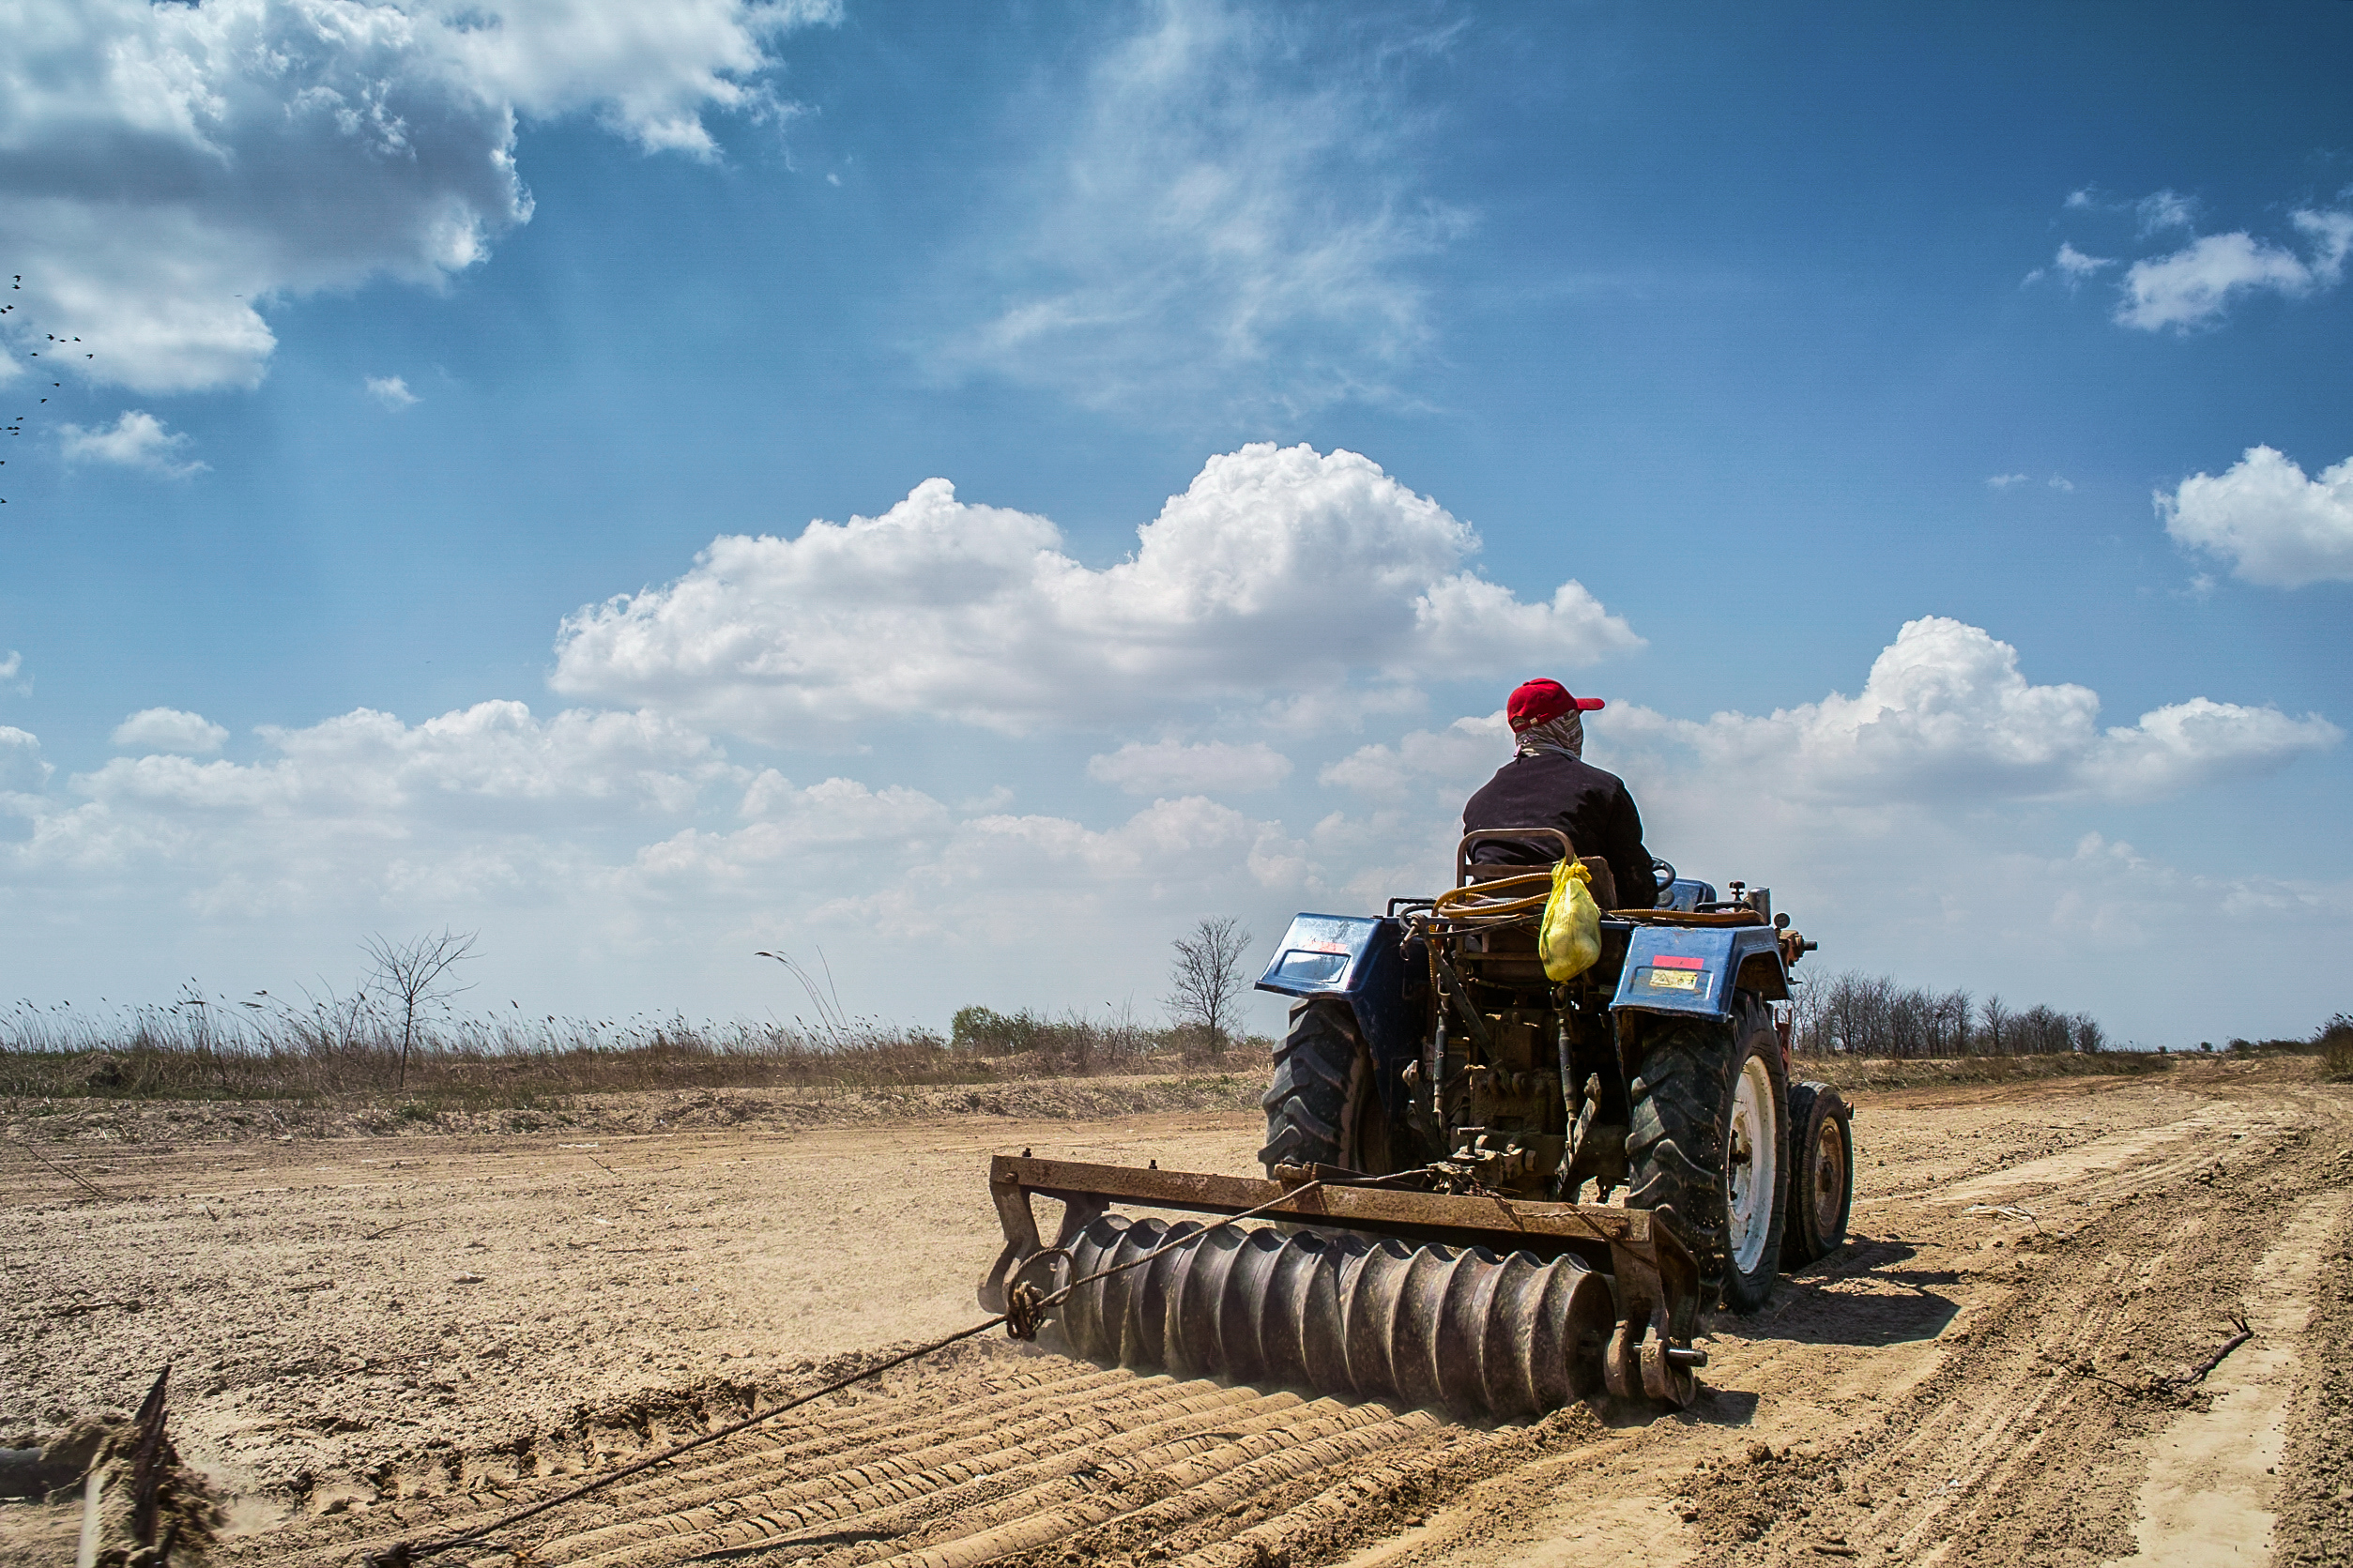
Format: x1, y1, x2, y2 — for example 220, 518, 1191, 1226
1627, 997, 1790, 1312
1260, 999, 1391, 1176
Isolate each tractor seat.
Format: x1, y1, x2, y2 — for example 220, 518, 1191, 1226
1459, 834, 1619, 911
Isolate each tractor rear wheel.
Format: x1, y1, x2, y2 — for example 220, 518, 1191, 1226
1260, 999, 1391, 1176
1781, 1081, 1854, 1266
1626, 997, 1790, 1312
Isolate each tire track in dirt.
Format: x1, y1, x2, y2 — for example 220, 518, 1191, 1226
1644, 1081, 2353, 1568
15, 1063, 2350, 1568
227, 1353, 1481, 1568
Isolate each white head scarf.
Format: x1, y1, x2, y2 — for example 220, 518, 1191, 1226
1514, 708, 1584, 761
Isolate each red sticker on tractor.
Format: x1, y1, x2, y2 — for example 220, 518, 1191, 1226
1654, 954, 1704, 969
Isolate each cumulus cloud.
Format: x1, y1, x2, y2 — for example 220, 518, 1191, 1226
1, 627, 2342, 1040
1986, 474, 2030, 490
31, 702, 736, 893
0, 0, 837, 393
2116, 209, 2353, 331
2157, 444, 2353, 587
936, 0, 1466, 412
1326, 618, 2337, 810
0, 726, 49, 793
1612, 617, 2339, 804
366, 374, 420, 410
112, 708, 229, 755
553, 443, 1640, 738
1320, 712, 1505, 799
58, 411, 206, 477
0, 650, 24, 694
1087, 739, 1293, 796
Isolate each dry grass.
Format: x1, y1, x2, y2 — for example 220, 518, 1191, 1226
1791, 1049, 2178, 1091
2323, 1023, 2353, 1083
0, 997, 1262, 1112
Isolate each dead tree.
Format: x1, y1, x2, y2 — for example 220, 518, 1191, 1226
361, 929, 478, 1090
1164, 918, 1251, 1063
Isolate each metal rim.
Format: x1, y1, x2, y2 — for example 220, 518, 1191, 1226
1811, 1112, 1848, 1248
1726, 1055, 1779, 1276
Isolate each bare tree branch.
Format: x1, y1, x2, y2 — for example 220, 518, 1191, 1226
1163, 918, 1252, 1064
360, 929, 479, 1090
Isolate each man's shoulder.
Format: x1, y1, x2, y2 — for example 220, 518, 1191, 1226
1465, 754, 1628, 811
1523, 753, 1627, 792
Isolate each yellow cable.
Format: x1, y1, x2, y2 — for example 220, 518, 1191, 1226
1431, 871, 1553, 923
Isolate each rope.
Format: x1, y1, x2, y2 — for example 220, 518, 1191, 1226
368, 1165, 1441, 1566
1429, 871, 1552, 924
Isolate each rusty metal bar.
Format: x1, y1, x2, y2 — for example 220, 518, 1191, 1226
987, 1155, 1665, 1251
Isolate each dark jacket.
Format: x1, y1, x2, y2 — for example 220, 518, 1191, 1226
1462, 751, 1658, 908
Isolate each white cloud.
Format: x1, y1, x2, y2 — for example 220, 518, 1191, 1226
2115, 209, 2353, 331
1611, 617, 2339, 804
2133, 190, 2196, 236
0, 726, 49, 793
0, 650, 24, 694
1087, 739, 1293, 796
1986, 474, 2030, 490
1326, 618, 2339, 811
1, 617, 2343, 1043
2053, 242, 2112, 282
57, 410, 206, 477
0, 700, 745, 964
2024, 241, 2111, 288
935, 0, 1466, 412
2157, 444, 2353, 588
1320, 711, 1505, 799
0, 0, 837, 393
365, 374, 420, 410
552, 443, 1640, 738
2047, 474, 2073, 493
111, 708, 228, 755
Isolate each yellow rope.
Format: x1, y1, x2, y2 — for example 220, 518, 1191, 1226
1430, 870, 1553, 923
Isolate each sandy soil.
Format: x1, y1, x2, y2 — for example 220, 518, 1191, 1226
3, 1058, 2347, 1568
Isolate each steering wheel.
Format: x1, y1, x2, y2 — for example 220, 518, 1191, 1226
1650, 857, 1678, 893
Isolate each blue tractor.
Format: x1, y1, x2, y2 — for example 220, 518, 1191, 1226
1254, 830, 1853, 1314
978, 830, 1853, 1411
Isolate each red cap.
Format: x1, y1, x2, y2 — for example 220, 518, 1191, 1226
1506, 678, 1606, 733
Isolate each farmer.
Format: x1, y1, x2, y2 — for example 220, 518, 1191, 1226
1461, 677, 1658, 908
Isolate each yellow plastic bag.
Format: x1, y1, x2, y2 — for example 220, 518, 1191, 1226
1539, 858, 1602, 982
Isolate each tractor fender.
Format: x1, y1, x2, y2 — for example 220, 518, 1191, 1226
1609, 925, 1789, 1022
1256, 913, 1421, 1112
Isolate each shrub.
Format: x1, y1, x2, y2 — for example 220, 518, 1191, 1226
2320, 1013, 2353, 1082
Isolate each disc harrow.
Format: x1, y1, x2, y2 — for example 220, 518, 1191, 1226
982, 1155, 1707, 1410
1055, 1214, 1616, 1419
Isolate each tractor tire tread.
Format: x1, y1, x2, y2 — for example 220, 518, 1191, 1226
1259, 1001, 1362, 1174
1626, 996, 1788, 1313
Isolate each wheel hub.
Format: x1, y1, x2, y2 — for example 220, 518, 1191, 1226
1725, 1056, 1779, 1276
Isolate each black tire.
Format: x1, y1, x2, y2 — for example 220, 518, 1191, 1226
1781, 1082, 1854, 1267
1626, 996, 1790, 1313
1260, 1000, 1390, 1175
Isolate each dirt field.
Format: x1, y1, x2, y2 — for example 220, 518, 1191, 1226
4, 1058, 2349, 1568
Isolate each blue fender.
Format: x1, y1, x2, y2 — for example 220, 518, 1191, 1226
1611, 924, 1789, 1020
1255, 913, 1421, 1107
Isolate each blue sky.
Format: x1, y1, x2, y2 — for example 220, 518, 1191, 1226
3, 0, 2348, 1043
